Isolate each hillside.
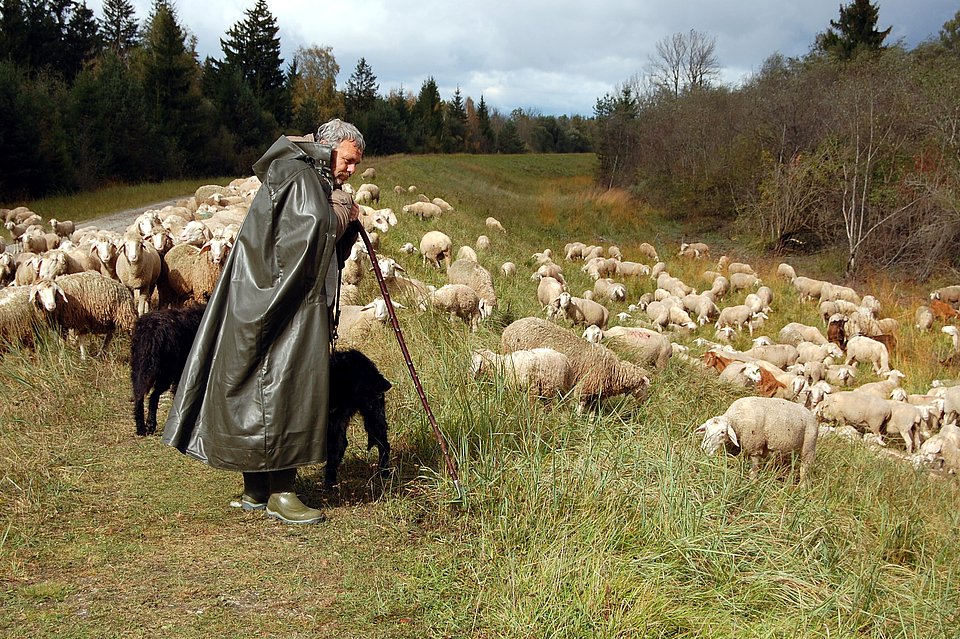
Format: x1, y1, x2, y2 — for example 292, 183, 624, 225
2, 153, 958, 638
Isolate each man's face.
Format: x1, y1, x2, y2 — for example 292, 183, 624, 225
332, 139, 363, 184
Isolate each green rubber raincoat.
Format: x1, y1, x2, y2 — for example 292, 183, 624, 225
161, 136, 342, 471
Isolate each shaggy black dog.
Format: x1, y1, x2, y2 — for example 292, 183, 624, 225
325, 348, 392, 488
130, 304, 207, 436
130, 305, 392, 485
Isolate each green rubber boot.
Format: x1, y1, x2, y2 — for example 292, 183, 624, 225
230, 471, 269, 510
265, 469, 324, 524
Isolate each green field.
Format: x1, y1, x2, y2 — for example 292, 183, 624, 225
2, 153, 958, 638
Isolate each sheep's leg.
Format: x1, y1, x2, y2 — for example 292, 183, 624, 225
146, 387, 163, 435
749, 456, 761, 479
901, 429, 913, 455
134, 397, 148, 436
95, 331, 114, 358
324, 411, 350, 488
359, 397, 391, 478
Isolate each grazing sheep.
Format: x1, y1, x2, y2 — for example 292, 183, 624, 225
715, 304, 755, 333
796, 341, 844, 365
740, 343, 799, 370
637, 242, 658, 262
943, 325, 960, 354
845, 335, 891, 375
819, 282, 861, 305
551, 291, 610, 329
615, 261, 650, 278
778, 322, 829, 346
533, 262, 565, 284
447, 258, 497, 310
537, 276, 566, 310
564, 242, 586, 261
824, 364, 857, 387
792, 276, 826, 302
419, 230, 453, 270
776, 263, 797, 280
917, 422, 960, 474
500, 262, 517, 276
336, 297, 397, 343
601, 325, 673, 370
501, 317, 651, 411
420, 284, 483, 331
729, 272, 761, 292
485, 217, 506, 233
471, 347, 575, 399
592, 278, 626, 302
678, 241, 710, 259
355, 183, 380, 204
402, 201, 443, 220
696, 397, 818, 483
855, 369, 907, 398
360, 167, 376, 180
815, 390, 892, 437
130, 304, 207, 435
0, 285, 49, 347
431, 197, 454, 212
456, 246, 478, 262
930, 285, 960, 307
475, 235, 491, 251
30, 272, 138, 357
882, 400, 926, 453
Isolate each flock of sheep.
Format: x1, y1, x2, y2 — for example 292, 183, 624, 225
3, 166, 960, 485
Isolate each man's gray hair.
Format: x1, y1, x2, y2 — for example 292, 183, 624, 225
317, 119, 366, 152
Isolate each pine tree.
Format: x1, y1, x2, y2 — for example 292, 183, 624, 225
476, 95, 495, 153
495, 119, 526, 154
0, 0, 29, 65
63, 1, 101, 79
413, 76, 443, 152
99, 0, 139, 55
940, 10, 960, 56
816, 0, 891, 60
442, 87, 467, 153
219, 0, 286, 125
343, 56, 378, 122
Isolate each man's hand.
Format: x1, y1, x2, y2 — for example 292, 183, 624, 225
349, 202, 361, 222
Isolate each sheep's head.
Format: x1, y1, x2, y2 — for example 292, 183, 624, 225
743, 362, 763, 384
478, 298, 492, 319
696, 416, 739, 455
582, 324, 603, 343
469, 350, 493, 377
30, 279, 67, 311
752, 336, 774, 347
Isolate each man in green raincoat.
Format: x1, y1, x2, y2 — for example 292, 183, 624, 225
162, 119, 365, 524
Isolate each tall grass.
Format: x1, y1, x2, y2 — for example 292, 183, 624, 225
1, 153, 958, 638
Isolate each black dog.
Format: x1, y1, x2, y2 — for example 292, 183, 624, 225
130, 306, 392, 484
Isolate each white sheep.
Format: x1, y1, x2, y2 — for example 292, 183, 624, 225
30, 272, 138, 358
48, 218, 76, 238
419, 230, 453, 270
551, 292, 609, 329
696, 396, 818, 483
399, 242, 417, 255
601, 325, 673, 370
854, 369, 907, 398
336, 297, 396, 343
447, 258, 497, 310
0, 285, 46, 346
637, 242, 658, 262
158, 239, 229, 307
930, 285, 960, 306
532, 262, 565, 284
420, 283, 484, 331
883, 400, 926, 453
501, 317, 650, 412
485, 217, 506, 233
615, 261, 650, 278
778, 322, 829, 346
776, 263, 796, 280
729, 272, 761, 292
592, 278, 626, 302
537, 276, 566, 311
824, 363, 857, 386
844, 335, 891, 375
942, 325, 959, 353
360, 167, 376, 180
715, 304, 755, 332
355, 183, 380, 204
500, 262, 517, 277
916, 422, 960, 474
815, 390, 892, 437
375, 257, 434, 304
564, 242, 586, 261
456, 246, 478, 262
432, 197, 454, 212
471, 347, 574, 399
475, 235, 491, 251
796, 341, 844, 365
792, 276, 826, 302
402, 201, 443, 220
740, 343, 799, 370
115, 229, 162, 315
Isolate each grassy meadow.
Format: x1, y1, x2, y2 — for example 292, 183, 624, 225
2, 153, 959, 638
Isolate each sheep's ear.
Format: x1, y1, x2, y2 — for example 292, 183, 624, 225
57, 286, 68, 302
394, 263, 405, 272
198, 242, 212, 254
726, 424, 739, 448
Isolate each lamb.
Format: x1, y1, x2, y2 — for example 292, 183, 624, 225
158, 240, 227, 308
402, 201, 443, 220
717, 360, 763, 388
501, 317, 650, 411
564, 242, 586, 261
728, 272, 761, 292
115, 230, 162, 315
471, 347, 575, 399
776, 263, 797, 280
130, 304, 206, 435
420, 283, 484, 331
419, 230, 453, 270
827, 314, 847, 348
551, 291, 610, 329
592, 278, 626, 302
431, 197, 454, 212
844, 335, 891, 375
882, 400, 926, 453
336, 297, 396, 343
696, 396, 818, 483
715, 304, 755, 332
30, 272, 138, 357
637, 242, 658, 262
601, 325, 672, 370
815, 390, 892, 437
475, 235, 491, 251
501, 262, 517, 277
447, 258, 497, 310
485, 217, 506, 233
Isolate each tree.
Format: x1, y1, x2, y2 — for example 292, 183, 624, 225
63, 0, 101, 80
288, 45, 342, 134
496, 118, 525, 154
594, 85, 639, 188
476, 94, 495, 153
939, 9, 960, 56
443, 87, 467, 152
343, 56, 378, 122
219, 0, 286, 124
99, 0, 139, 55
412, 76, 443, 152
0, 0, 29, 65
816, 0, 891, 60
648, 29, 719, 96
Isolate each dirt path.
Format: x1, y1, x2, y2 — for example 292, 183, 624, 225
76, 196, 190, 234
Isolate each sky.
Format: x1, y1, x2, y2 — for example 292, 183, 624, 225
86, 0, 958, 117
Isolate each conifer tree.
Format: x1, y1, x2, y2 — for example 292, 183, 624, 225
99, 0, 139, 55
816, 0, 891, 60
344, 56, 378, 122
443, 87, 467, 153
476, 95, 495, 153
219, 0, 286, 124
63, 1, 101, 79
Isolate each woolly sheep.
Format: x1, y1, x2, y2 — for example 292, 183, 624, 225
819, 282, 860, 305
419, 230, 453, 270
917, 422, 960, 474
637, 242, 659, 262
678, 241, 709, 259
824, 364, 857, 387
537, 276, 566, 310
855, 369, 907, 398
696, 396, 818, 483
844, 335, 891, 375
740, 343, 799, 370
402, 201, 443, 220
551, 292, 610, 329
792, 276, 826, 302
355, 183, 380, 204
158, 241, 227, 308
475, 235, 491, 251
376, 258, 434, 304
501, 262, 517, 277
115, 230, 162, 315
729, 272, 761, 292
944, 325, 960, 353
471, 347, 574, 399
930, 285, 960, 306
336, 297, 396, 343
533, 262, 565, 284
682, 293, 720, 326
776, 263, 796, 280
456, 246, 478, 262
0, 285, 47, 347
601, 325, 673, 370
360, 167, 376, 180
501, 317, 651, 411
778, 322, 828, 346
420, 283, 483, 331
30, 272, 138, 358
616, 261, 650, 278
715, 304, 755, 332
881, 400, 926, 453
340, 242, 366, 286
564, 242, 586, 261
447, 258, 497, 310
485, 217, 506, 233
717, 360, 763, 388
815, 390, 892, 436
796, 341, 844, 365
48, 218, 75, 238
592, 278, 626, 302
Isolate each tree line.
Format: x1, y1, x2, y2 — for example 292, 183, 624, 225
0, 0, 594, 199
594, 0, 960, 278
